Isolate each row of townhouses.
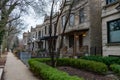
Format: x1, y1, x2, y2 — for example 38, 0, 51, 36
23, 0, 120, 57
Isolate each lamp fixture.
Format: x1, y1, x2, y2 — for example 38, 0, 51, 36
82, 33, 86, 37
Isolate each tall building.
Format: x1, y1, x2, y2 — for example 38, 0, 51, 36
25, 0, 102, 57
102, 0, 120, 56
38, 14, 59, 52
23, 32, 28, 51
59, 0, 102, 57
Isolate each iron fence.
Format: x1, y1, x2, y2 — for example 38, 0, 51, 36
19, 52, 31, 66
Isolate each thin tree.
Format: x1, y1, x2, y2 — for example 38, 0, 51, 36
48, 0, 75, 67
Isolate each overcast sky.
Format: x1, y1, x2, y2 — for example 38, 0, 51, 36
18, 7, 44, 39
21, 15, 43, 31
18, 16, 43, 39
18, 0, 60, 39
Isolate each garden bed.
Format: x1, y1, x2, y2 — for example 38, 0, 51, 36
0, 53, 7, 66
58, 66, 119, 80
28, 60, 83, 80
29, 58, 120, 80
0, 52, 7, 80
81, 56, 120, 66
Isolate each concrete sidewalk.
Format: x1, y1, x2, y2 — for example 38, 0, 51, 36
4, 52, 39, 80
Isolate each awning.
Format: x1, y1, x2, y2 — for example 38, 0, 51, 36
60, 29, 89, 35
40, 36, 58, 40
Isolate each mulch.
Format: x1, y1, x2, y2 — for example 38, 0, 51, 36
0, 52, 7, 80
58, 66, 119, 80
0, 58, 6, 65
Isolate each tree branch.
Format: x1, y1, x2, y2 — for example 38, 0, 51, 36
7, 1, 19, 15
7, 15, 20, 23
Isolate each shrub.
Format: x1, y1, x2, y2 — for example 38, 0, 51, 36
31, 58, 108, 74
110, 64, 120, 75
28, 59, 83, 80
57, 58, 108, 74
81, 56, 120, 66
33, 58, 50, 63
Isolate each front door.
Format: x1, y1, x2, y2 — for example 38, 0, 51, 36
79, 35, 83, 47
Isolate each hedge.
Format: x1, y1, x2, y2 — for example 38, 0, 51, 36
81, 56, 120, 66
110, 64, 120, 75
57, 58, 108, 74
32, 58, 50, 63
28, 59, 83, 80
33, 58, 108, 74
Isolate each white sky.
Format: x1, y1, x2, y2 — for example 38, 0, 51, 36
18, 0, 61, 39
18, 7, 44, 39
18, 16, 43, 39
22, 15, 43, 31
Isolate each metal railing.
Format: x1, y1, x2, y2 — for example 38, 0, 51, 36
19, 52, 31, 66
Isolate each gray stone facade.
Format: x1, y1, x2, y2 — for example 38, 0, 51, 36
23, 0, 102, 57
59, 0, 102, 56
102, 0, 120, 56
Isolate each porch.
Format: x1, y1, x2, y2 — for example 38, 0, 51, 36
61, 45, 88, 58
60, 29, 89, 58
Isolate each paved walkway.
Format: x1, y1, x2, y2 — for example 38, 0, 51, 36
4, 52, 39, 80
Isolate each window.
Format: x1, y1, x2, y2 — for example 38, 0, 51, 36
54, 23, 57, 33
62, 15, 66, 27
106, 0, 117, 4
42, 30, 43, 37
107, 18, 120, 43
49, 25, 52, 34
69, 14, 75, 26
79, 8, 85, 23
39, 31, 41, 37
69, 35, 74, 48
36, 32, 37, 38
45, 26, 47, 34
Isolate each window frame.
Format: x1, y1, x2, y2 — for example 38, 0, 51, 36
45, 26, 47, 34
106, 0, 117, 5
61, 15, 66, 27
69, 35, 74, 48
79, 8, 85, 24
69, 13, 75, 26
54, 23, 57, 33
39, 31, 41, 37
36, 32, 37, 38
107, 18, 120, 43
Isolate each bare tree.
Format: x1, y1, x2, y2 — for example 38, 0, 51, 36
47, 0, 75, 67
4, 19, 25, 51
0, 0, 47, 45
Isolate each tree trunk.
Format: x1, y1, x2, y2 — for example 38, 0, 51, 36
49, 0, 55, 67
